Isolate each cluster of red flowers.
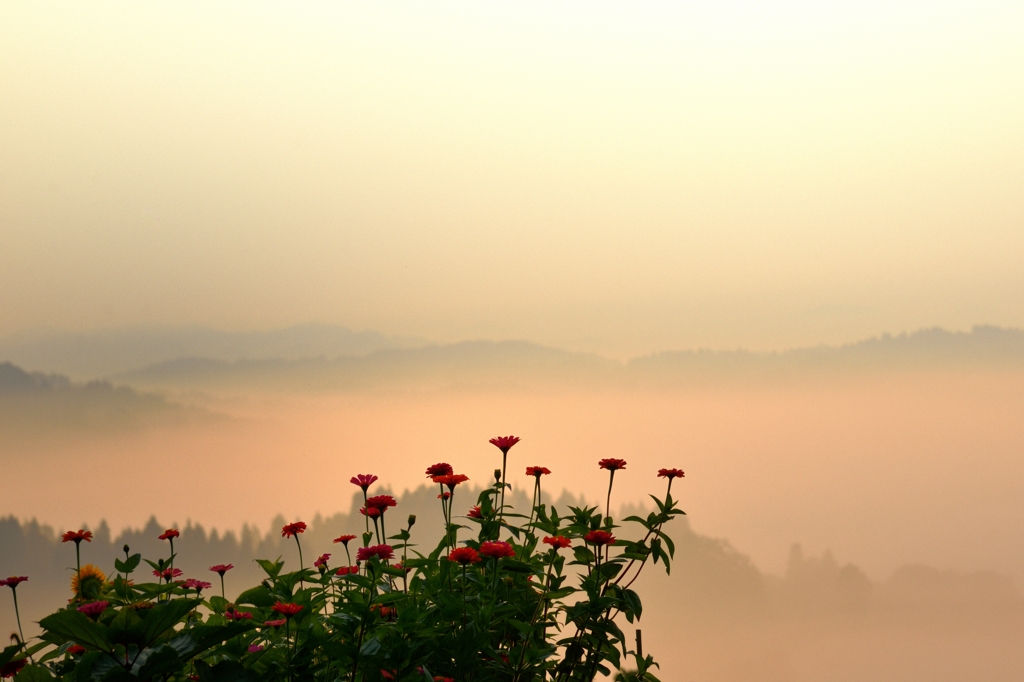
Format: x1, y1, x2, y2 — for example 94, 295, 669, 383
478, 541, 516, 559
448, 547, 481, 565
271, 602, 303, 618
281, 522, 307, 538
356, 544, 395, 561
542, 535, 572, 549
61, 530, 93, 544
209, 564, 233, 576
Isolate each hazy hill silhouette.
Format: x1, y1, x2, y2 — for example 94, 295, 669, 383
101, 326, 1024, 393
0, 362, 215, 443
0, 324, 424, 379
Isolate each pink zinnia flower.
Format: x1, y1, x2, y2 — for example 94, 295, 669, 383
467, 506, 482, 519
360, 506, 381, 518
478, 541, 516, 559
247, 644, 264, 653
1, 576, 28, 588
182, 578, 212, 592
209, 564, 233, 576
350, 474, 378, 492
313, 553, 331, 569
263, 619, 286, 628
154, 568, 183, 581
281, 521, 307, 538
489, 435, 520, 453
77, 601, 109, 618
225, 609, 253, 621
333, 534, 356, 545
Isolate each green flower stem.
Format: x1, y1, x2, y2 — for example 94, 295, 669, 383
12, 586, 26, 650
74, 541, 82, 599
605, 470, 615, 520
498, 451, 509, 535
219, 574, 226, 600
294, 535, 305, 589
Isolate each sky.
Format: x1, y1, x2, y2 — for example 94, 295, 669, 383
2, 1, 1023, 357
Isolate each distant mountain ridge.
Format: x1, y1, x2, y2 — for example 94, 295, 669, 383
0, 362, 215, 442
0, 324, 425, 379
108, 326, 1024, 392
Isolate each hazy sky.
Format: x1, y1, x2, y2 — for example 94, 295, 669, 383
2, 2, 1023, 356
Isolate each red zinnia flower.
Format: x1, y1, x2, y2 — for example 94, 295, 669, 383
658, 468, 685, 479
359, 506, 381, 518
182, 579, 212, 592
335, 566, 352, 576
281, 522, 307, 538
448, 547, 481, 565
584, 530, 616, 546
209, 564, 233, 576
67, 644, 86, 656
437, 492, 451, 500
467, 506, 482, 519
1, 658, 27, 679
158, 529, 180, 540
356, 544, 394, 561
2, 576, 28, 588
478, 541, 516, 559
432, 473, 469, 490
425, 462, 453, 477
366, 495, 397, 512
333, 534, 357, 545
263, 619, 286, 628
271, 602, 303, 618
380, 670, 396, 681
61, 530, 93, 544
434, 677, 455, 682
598, 458, 627, 471
350, 474, 378, 491
489, 435, 520, 453
543, 535, 572, 549
77, 601, 109, 618
526, 466, 551, 477
313, 553, 331, 569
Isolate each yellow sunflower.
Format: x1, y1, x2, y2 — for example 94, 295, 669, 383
71, 564, 107, 600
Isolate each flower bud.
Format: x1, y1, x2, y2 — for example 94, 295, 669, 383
123, 544, 130, 554
407, 514, 416, 528
494, 469, 502, 483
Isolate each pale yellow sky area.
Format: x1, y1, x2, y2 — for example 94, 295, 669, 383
2, 1, 1023, 356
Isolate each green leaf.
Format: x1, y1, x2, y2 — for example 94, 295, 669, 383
38, 609, 113, 653
131, 598, 200, 647
236, 586, 275, 608
0, 644, 24, 668
113, 554, 142, 574
196, 659, 262, 682
255, 559, 283, 578
500, 559, 534, 574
